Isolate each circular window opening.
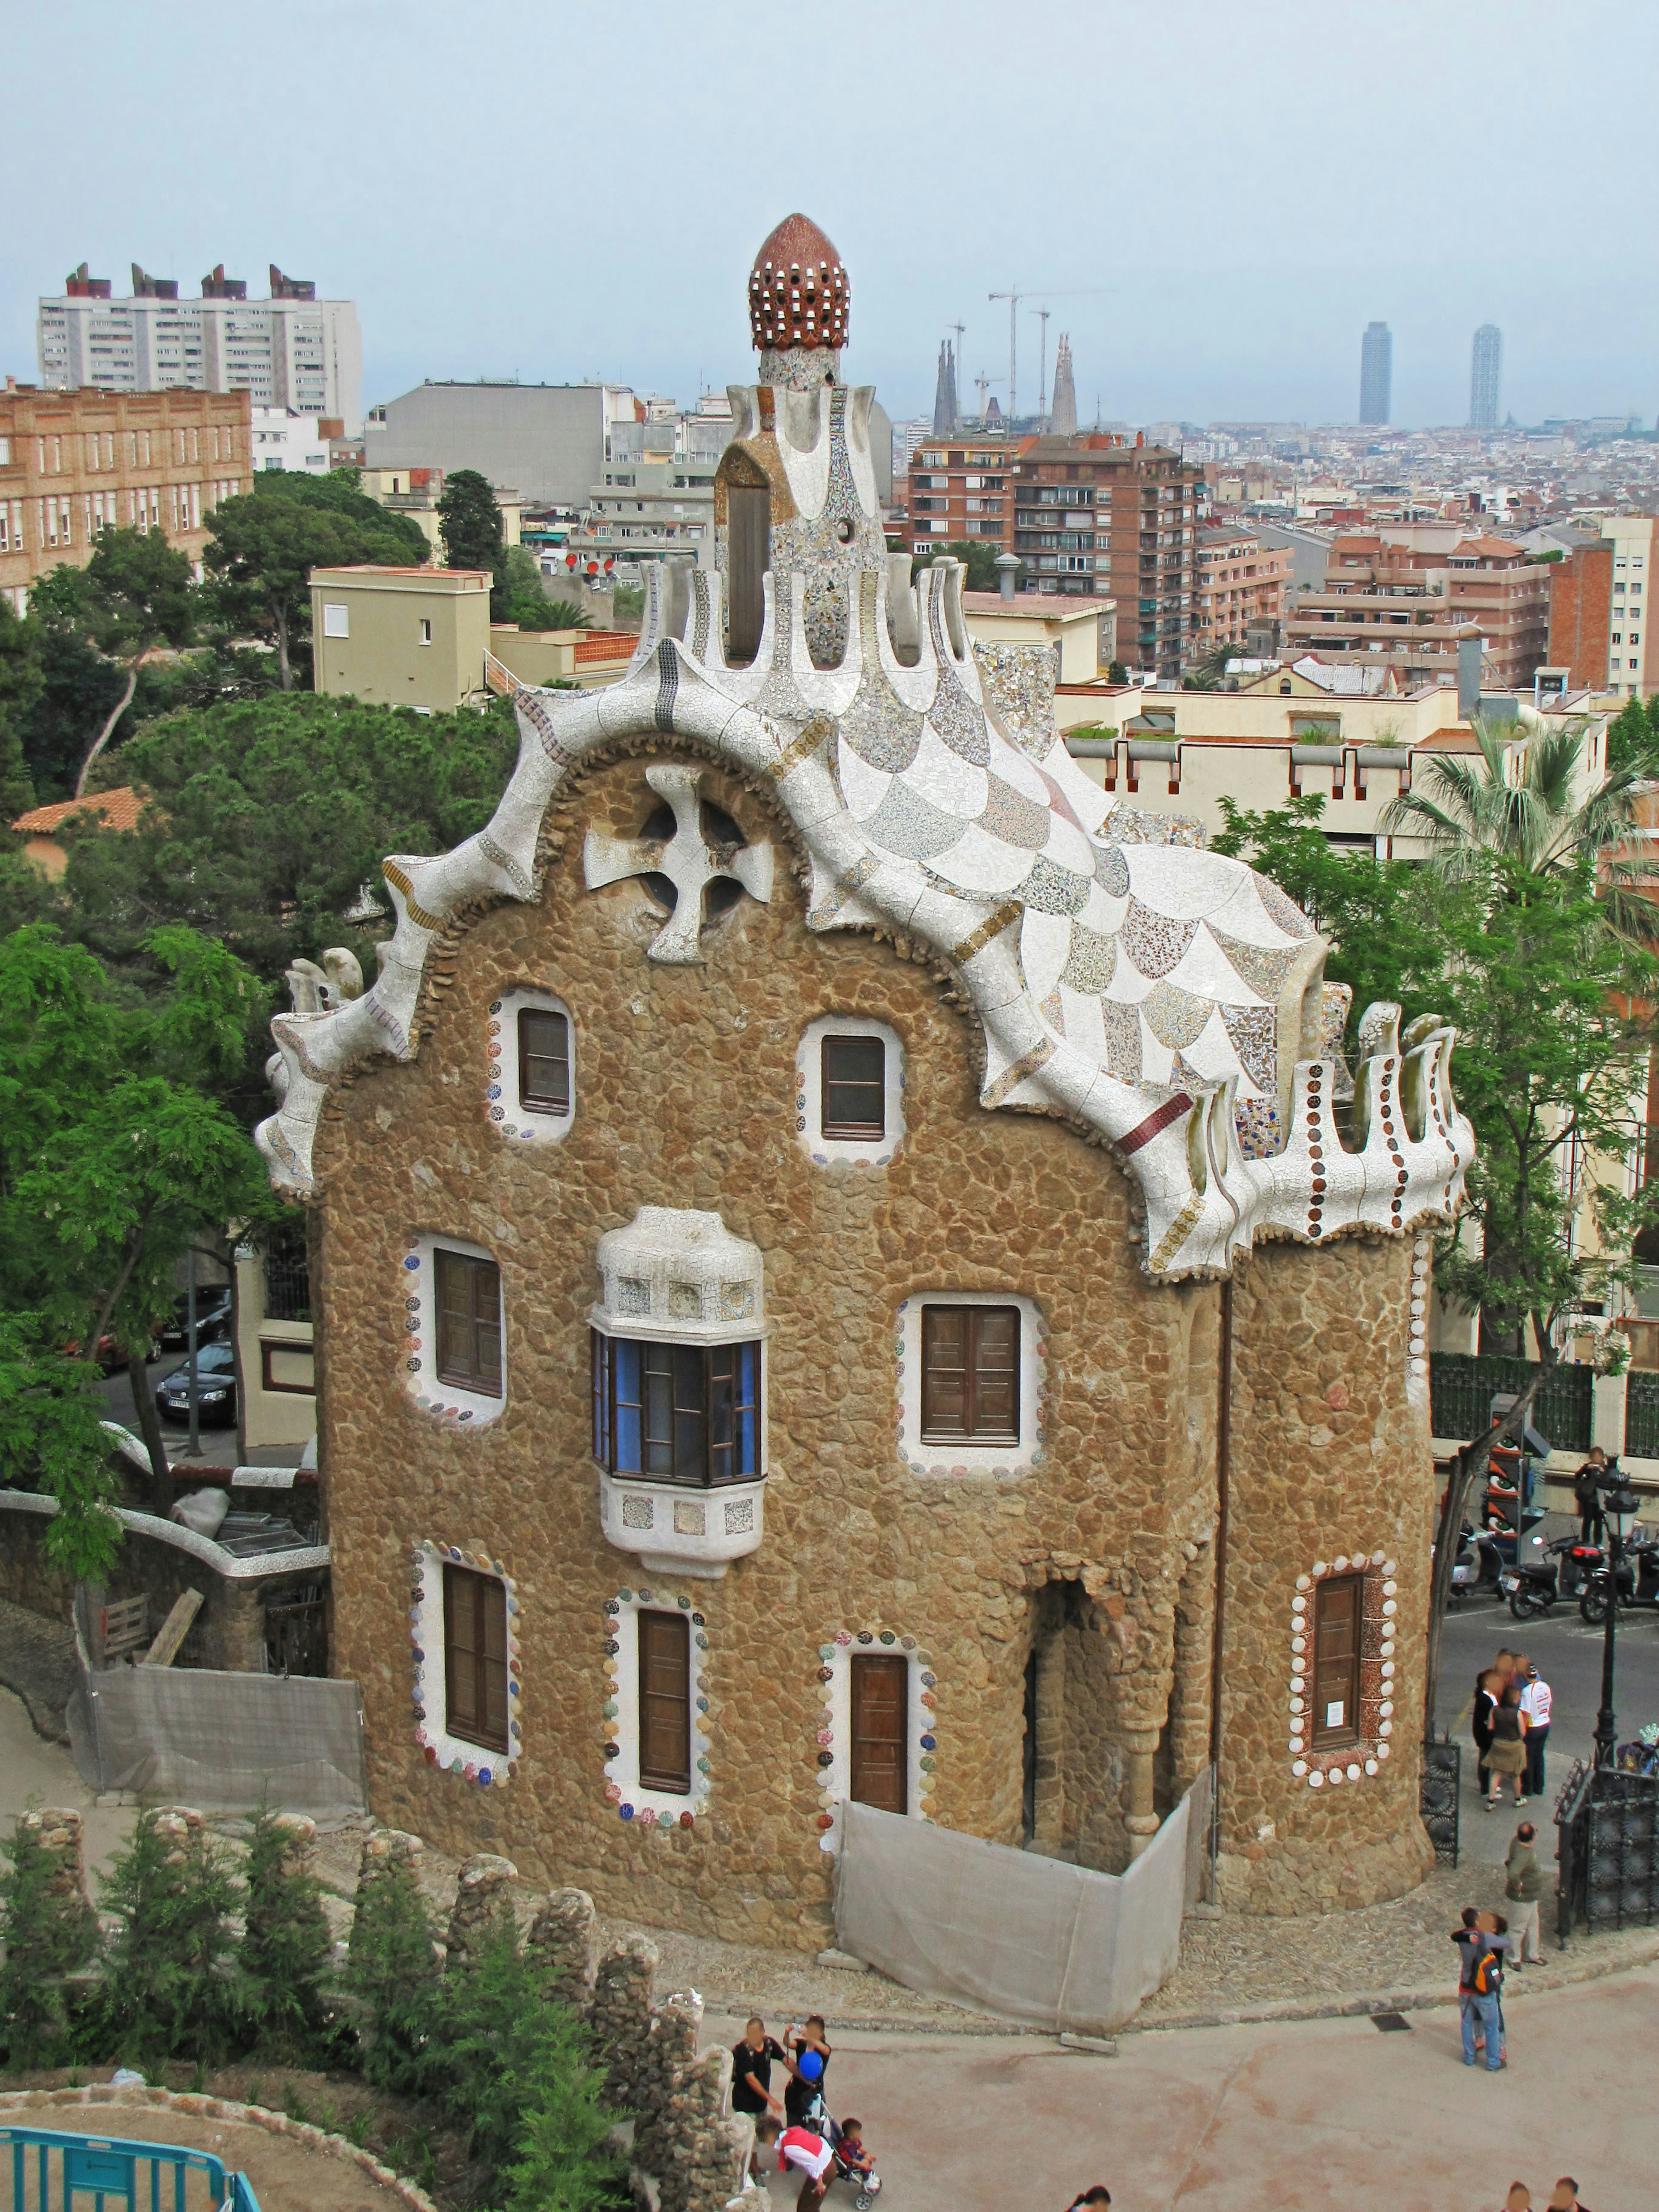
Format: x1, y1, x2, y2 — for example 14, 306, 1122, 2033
835, 518, 855, 544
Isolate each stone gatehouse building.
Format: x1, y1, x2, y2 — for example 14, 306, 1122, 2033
259, 216, 1474, 1941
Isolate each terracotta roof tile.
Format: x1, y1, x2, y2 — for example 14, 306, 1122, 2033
12, 786, 147, 836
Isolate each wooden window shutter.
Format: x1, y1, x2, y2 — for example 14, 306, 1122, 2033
921, 1305, 1020, 1443
850, 1655, 909, 1814
1310, 1573, 1362, 1751
435, 1249, 502, 1396
638, 1610, 692, 1793
442, 1563, 509, 1753
820, 1035, 885, 1139
725, 484, 771, 666
518, 1008, 570, 1115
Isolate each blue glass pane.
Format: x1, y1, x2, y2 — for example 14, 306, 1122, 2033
614, 1339, 642, 1473
738, 1341, 759, 1474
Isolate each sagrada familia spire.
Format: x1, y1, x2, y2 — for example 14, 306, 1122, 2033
931, 339, 958, 435
1051, 332, 1078, 436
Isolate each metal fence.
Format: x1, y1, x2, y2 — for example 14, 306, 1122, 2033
0, 2126, 261, 2212
1555, 1759, 1659, 1941
1626, 1369, 1659, 1459
1420, 1735, 1460, 1866
262, 1230, 310, 1324
1428, 1353, 1592, 1454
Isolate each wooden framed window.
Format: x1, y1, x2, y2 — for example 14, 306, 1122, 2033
592, 1332, 760, 1484
1310, 1572, 1361, 1751
435, 1249, 502, 1396
850, 1655, 909, 1813
920, 1305, 1019, 1443
637, 1609, 691, 1793
518, 1007, 570, 1116
725, 481, 771, 666
442, 1563, 509, 1753
820, 1034, 885, 1139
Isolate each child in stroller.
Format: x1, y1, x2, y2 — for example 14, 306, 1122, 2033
758, 2099, 882, 2209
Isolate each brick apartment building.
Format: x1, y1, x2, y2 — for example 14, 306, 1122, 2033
1547, 518, 1656, 697
1194, 524, 1290, 658
1285, 530, 1551, 691
905, 433, 1015, 556
0, 379, 251, 612
1012, 435, 1206, 679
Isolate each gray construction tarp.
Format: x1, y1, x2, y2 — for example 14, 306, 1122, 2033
835, 1771, 1210, 2034
69, 1608, 366, 1818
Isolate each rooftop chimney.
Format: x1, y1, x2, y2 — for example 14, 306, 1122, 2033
995, 551, 1020, 603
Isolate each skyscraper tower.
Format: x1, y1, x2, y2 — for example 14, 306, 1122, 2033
1051, 333, 1078, 437
931, 339, 958, 435
1469, 324, 1502, 432
1359, 321, 1392, 426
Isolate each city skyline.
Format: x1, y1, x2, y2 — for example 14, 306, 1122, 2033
3, 0, 1656, 432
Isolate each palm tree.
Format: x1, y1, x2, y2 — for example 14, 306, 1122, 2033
1380, 713, 1659, 939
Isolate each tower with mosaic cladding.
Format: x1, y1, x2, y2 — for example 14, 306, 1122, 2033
259, 213, 1474, 1945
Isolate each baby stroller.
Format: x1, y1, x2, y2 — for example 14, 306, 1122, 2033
799, 2088, 881, 2209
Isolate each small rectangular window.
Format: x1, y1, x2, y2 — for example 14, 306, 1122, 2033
921, 1305, 1019, 1442
1311, 1573, 1362, 1750
419, 617, 432, 645
322, 602, 349, 637
442, 1562, 509, 1752
518, 1008, 569, 1115
638, 1609, 691, 1792
821, 1034, 885, 1138
435, 1248, 502, 1396
850, 1654, 909, 1812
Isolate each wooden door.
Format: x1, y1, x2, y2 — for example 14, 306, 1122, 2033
638, 1610, 691, 1792
850, 1655, 909, 1813
1311, 1573, 1361, 1750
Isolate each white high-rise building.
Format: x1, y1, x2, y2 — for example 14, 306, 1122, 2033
38, 263, 362, 432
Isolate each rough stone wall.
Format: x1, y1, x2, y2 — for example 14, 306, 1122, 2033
308, 744, 1423, 1933
1218, 1237, 1437, 1913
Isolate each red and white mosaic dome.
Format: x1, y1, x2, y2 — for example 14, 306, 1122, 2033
748, 213, 848, 352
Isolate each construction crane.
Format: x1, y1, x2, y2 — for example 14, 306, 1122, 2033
1031, 308, 1050, 426
987, 285, 1109, 429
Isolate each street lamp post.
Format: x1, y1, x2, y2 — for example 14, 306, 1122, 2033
1592, 1470, 1641, 1769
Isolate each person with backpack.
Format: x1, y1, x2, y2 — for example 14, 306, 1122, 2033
1451, 1907, 1510, 2069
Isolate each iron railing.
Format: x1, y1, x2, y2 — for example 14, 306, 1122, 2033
262, 1231, 310, 1324
1419, 1735, 1460, 1866
0, 2126, 262, 2212
1428, 1352, 1592, 1454
1555, 1758, 1659, 1942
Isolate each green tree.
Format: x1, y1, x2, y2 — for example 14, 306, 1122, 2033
437, 468, 505, 574
0, 594, 44, 817
911, 540, 1013, 594
0, 1810, 101, 2066
95, 1809, 250, 2066
495, 544, 577, 630
0, 1314, 124, 1578
32, 529, 198, 798
343, 1839, 441, 2092
1605, 690, 1659, 775
205, 498, 388, 691
241, 1803, 336, 2061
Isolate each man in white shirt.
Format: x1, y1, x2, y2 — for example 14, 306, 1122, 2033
1518, 1660, 1551, 1798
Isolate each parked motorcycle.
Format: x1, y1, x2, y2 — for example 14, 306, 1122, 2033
1578, 1534, 1659, 1624
1501, 1533, 1605, 1621
1450, 1522, 1505, 1603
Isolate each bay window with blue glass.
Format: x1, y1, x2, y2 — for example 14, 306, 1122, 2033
592, 1331, 762, 1486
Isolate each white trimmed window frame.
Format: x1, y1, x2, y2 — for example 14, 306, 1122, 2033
895, 1290, 1046, 1477
602, 1582, 712, 1827
1288, 1549, 1398, 1792
815, 1628, 934, 1854
411, 1536, 521, 1787
796, 1014, 905, 1169
486, 987, 576, 1146
397, 1231, 505, 1428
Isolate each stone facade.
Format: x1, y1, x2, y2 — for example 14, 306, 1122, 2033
257, 215, 1474, 1940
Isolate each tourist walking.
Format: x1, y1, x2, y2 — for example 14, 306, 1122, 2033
1547, 2180, 1589, 2211
1473, 1667, 1504, 1795
1573, 1449, 1608, 1545
731, 2015, 786, 2177
1517, 1661, 1552, 1799
1504, 1821, 1547, 1963
1486, 1683, 1530, 1808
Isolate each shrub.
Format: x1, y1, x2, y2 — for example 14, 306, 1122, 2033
342, 1841, 441, 2091
240, 1807, 337, 2062
0, 1813, 99, 2068
95, 1810, 248, 2065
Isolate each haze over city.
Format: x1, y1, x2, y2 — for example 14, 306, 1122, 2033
4, 0, 1656, 428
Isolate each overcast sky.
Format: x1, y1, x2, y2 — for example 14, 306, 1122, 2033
6, 0, 1656, 432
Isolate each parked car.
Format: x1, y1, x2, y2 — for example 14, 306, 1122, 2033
155, 1341, 238, 1428
157, 1288, 234, 1350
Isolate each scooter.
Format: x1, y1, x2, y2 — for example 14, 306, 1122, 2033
1578, 1533, 1659, 1624
1450, 1522, 1504, 1603
1500, 1533, 1605, 1621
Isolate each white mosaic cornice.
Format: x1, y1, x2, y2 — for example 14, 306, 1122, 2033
257, 475, 1474, 1283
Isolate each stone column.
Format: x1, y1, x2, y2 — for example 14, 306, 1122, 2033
588, 1935, 659, 2109
525, 1886, 598, 2013
445, 1852, 518, 1968
1119, 1729, 1161, 1861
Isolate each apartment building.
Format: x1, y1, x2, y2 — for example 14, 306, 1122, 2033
251, 407, 343, 474
1285, 530, 1550, 691
1012, 434, 1207, 678
357, 468, 524, 562
1547, 515, 1656, 698
365, 383, 640, 509
906, 433, 1016, 556
39, 264, 361, 430
1193, 525, 1290, 656
0, 380, 251, 612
